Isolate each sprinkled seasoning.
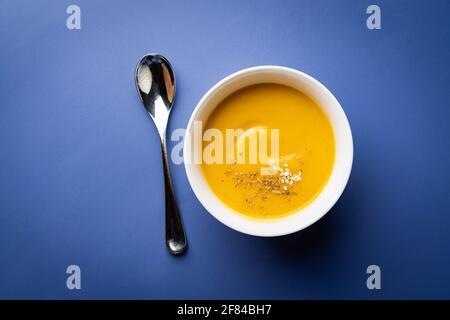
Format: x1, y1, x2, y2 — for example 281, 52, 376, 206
222, 162, 302, 207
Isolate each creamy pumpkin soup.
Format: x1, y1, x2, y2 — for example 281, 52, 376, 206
201, 83, 335, 219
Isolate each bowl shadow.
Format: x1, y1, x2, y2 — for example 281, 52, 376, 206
260, 192, 351, 263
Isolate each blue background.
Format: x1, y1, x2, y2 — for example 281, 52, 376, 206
0, 0, 449, 299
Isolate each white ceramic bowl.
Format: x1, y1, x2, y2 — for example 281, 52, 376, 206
184, 66, 353, 237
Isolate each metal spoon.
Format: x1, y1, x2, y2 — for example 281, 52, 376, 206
135, 54, 187, 255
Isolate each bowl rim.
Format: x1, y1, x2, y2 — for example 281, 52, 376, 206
183, 65, 353, 237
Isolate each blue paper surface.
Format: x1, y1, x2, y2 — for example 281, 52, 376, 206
0, 0, 449, 299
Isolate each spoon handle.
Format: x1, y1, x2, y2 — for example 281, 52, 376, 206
160, 138, 187, 255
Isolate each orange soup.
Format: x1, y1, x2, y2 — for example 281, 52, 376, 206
201, 83, 335, 219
